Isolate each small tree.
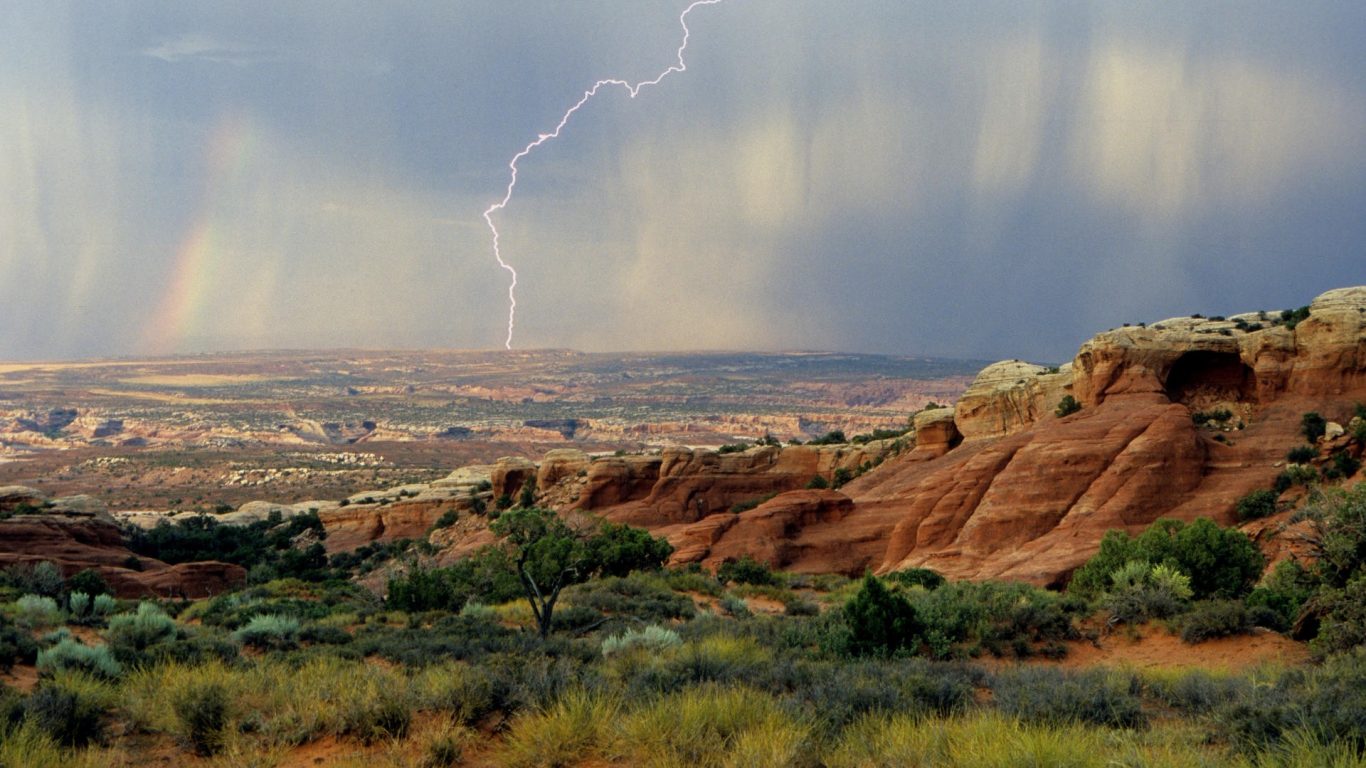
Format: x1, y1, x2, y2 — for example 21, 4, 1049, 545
490, 508, 669, 638
843, 574, 921, 657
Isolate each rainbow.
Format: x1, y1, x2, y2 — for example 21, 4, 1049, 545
140, 113, 256, 354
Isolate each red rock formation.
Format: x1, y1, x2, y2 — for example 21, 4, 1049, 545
0, 514, 245, 598
646, 287, 1366, 585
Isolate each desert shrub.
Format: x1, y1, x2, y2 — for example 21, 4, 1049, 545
805, 474, 829, 489
831, 467, 854, 488
35, 639, 121, 680
62, 570, 109, 600
843, 575, 920, 658
104, 602, 177, 653
719, 597, 751, 618
716, 442, 749, 454
1287, 445, 1318, 464
1055, 395, 1081, 417
808, 430, 847, 445
22, 680, 109, 747
1218, 649, 1366, 751
784, 597, 820, 617
1, 561, 65, 598
1330, 449, 1361, 479
66, 592, 90, 622
413, 663, 498, 725
1301, 412, 1327, 443
1237, 489, 1280, 522
784, 658, 972, 731
92, 593, 117, 615
498, 689, 619, 768
564, 575, 695, 623
614, 685, 801, 768
299, 622, 352, 645
1102, 562, 1192, 625
233, 614, 300, 651
1143, 668, 1252, 714
1245, 560, 1316, 633
0, 620, 36, 674
13, 594, 62, 629
1276, 463, 1321, 493
430, 509, 459, 530
908, 579, 1083, 658
885, 567, 946, 590
992, 666, 1145, 729
1069, 517, 1263, 600
1179, 599, 1254, 643
716, 555, 780, 587
601, 625, 682, 657
173, 681, 229, 756
659, 566, 724, 597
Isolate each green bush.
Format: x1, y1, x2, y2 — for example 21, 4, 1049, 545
1055, 395, 1081, 417
992, 667, 1145, 729
1330, 450, 1360, 479
885, 568, 945, 590
63, 570, 109, 599
601, 625, 682, 657
843, 575, 920, 658
1235, 489, 1279, 522
105, 602, 177, 654
36, 639, 121, 679
1287, 445, 1318, 464
1301, 412, 1327, 443
1, 561, 64, 598
717, 556, 780, 587
1179, 600, 1253, 643
0, 614, 37, 672
1101, 562, 1192, 625
1068, 517, 1263, 600
587, 523, 674, 578
805, 475, 829, 490
233, 614, 300, 651
564, 576, 694, 624
13, 595, 63, 629
22, 681, 107, 747
173, 682, 229, 756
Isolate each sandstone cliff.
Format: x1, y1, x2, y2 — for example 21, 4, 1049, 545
634, 287, 1366, 584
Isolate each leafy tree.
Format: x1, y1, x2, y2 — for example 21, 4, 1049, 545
490, 508, 670, 638
843, 574, 921, 657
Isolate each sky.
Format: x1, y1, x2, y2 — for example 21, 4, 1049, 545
2, 1, 1364, 364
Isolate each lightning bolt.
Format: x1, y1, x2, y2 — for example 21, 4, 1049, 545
482, 0, 725, 349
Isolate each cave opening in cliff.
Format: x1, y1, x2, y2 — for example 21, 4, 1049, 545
1164, 351, 1257, 406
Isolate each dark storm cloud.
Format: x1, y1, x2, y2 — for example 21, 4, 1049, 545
1, 1, 1363, 362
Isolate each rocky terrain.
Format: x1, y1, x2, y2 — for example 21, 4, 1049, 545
0, 288, 1362, 596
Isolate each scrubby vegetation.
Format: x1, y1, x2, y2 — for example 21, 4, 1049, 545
3, 491, 1366, 765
